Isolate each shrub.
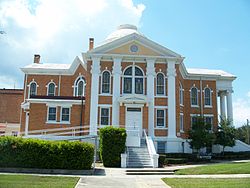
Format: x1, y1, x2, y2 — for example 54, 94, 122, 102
99, 127, 126, 167
158, 154, 166, 167
0, 136, 94, 170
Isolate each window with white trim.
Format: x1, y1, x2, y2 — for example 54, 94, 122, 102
191, 116, 198, 127
61, 107, 70, 122
179, 83, 184, 105
48, 107, 57, 121
180, 113, 184, 132
74, 76, 86, 96
156, 109, 165, 127
123, 66, 144, 94
204, 88, 212, 106
48, 82, 55, 96
204, 116, 213, 130
101, 71, 111, 94
29, 82, 37, 97
156, 73, 165, 95
100, 107, 110, 126
190, 87, 198, 106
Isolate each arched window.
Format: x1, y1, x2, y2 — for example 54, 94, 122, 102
179, 83, 184, 105
156, 73, 165, 95
101, 71, 111, 94
74, 76, 86, 97
190, 87, 198, 106
204, 87, 212, 106
47, 82, 56, 96
123, 66, 144, 94
29, 82, 37, 97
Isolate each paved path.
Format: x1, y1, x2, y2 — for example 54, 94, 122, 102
74, 166, 250, 188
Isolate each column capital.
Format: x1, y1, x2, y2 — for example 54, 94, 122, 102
112, 57, 122, 75
146, 57, 156, 63
91, 56, 101, 74
167, 61, 176, 77
146, 58, 156, 76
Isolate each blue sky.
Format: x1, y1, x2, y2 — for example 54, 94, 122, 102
0, 0, 249, 127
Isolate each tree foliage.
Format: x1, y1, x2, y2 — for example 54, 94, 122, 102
235, 124, 250, 145
215, 118, 236, 154
188, 116, 215, 153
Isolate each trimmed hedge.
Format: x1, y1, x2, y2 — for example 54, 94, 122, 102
0, 136, 94, 170
99, 127, 127, 167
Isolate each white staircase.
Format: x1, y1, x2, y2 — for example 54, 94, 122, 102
127, 139, 153, 168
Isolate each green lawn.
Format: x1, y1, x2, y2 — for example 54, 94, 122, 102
162, 178, 250, 188
0, 174, 79, 188
175, 162, 250, 175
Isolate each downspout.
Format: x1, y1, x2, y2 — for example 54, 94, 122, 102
200, 77, 203, 116
58, 75, 61, 96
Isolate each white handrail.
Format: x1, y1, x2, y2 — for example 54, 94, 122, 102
143, 129, 159, 168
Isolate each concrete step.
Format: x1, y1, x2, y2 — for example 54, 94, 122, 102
126, 171, 174, 175
126, 169, 175, 175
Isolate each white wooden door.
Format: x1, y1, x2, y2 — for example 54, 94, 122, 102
125, 108, 142, 147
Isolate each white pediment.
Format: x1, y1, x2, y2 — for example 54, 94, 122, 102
89, 33, 182, 58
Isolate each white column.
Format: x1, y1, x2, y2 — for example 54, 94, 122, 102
220, 92, 226, 120
146, 58, 156, 137
112, 57, 122, 126
167, 60, 177, 138
89, 56, 101, 135
226, 90, 233, 125
25, 112, 29, 136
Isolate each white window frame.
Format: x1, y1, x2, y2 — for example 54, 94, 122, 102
156, 72, 165, 96
156, 109, 166, 128
101, 70, 111, 95
122, 65, 145, 95
179, 83, 184, 106
28, 80, 38, 98
60, 107, 71, 123
73, 76, 86, 97
47, 106, 57, 123
204, 87, 212, 108
190, 114, 200, 128
180, 113, 184, 132
46, 81, 57, 96
190, 87, 199, 107
99, 107, 110, 127
204, 114, 214, 131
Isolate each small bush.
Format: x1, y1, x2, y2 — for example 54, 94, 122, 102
0, 136, 94, 170
99, 127, 126, 167
158, 155, 166, 167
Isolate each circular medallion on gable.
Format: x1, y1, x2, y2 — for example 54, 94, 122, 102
130, 45, 139, 53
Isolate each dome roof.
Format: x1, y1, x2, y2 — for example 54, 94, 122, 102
103, 24, 143, 44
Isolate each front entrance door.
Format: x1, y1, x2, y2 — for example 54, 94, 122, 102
125, 107, 142, 147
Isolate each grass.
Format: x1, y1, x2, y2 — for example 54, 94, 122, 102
162, 178, 250, 188
175, 162, 250, 175
0, 174, 79, 188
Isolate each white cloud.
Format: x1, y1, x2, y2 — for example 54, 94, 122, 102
0, 0, 145, 88
233, 93, 250, 127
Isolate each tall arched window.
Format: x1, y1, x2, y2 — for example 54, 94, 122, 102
47, 82, 55, 96
101, 71, 111, 94
123, 66, 144, 94
156, 73, 165, 95
29, 81, 37, 97
204, 87, 212, 106
74, 76, 86, 97
190, 87, 198, 106
179, 83, 184, 105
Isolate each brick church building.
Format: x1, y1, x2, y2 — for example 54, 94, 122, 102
20, 25, 236, 153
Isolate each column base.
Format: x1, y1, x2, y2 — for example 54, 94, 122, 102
166, 137, 182, 153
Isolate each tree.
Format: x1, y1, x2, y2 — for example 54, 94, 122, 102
235, 123, 250, 145
215, 118, 236, 155
188, 116, 215, 156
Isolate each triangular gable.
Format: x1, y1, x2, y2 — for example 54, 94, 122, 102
90, 33, 182, 58
68, 56, 87, 74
